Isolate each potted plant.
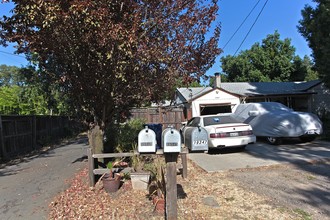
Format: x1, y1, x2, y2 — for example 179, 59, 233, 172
101, 161, 121, 193
129, 154, 151, 190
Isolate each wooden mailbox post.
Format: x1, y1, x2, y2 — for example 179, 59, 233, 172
88, 126, 187, 220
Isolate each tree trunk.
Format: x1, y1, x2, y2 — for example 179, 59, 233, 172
88, 124, 104, 165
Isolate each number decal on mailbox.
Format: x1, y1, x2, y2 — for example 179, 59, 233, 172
193, 140, 208, 145
166, 142, 178, 146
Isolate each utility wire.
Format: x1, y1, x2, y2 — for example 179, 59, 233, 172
222, 0, 261, 50
0, 50, 26, 58
234, 0, 269, 56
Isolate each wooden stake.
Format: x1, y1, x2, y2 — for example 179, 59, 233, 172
87, 148, 95, 187
165, 153, 179, 220
181, 152, 187, 179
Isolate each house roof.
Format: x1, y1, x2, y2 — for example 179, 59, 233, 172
177, 87, 212, 102
177, 80, 321, 102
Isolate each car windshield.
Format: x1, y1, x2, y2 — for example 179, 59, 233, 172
203, 115, 241, 126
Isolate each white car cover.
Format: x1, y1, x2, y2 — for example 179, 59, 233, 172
233, 102, 323, 137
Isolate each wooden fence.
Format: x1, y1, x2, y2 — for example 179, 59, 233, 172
0, 107, 185, 160
0, 115, 77, 160
129, 107, 185, 131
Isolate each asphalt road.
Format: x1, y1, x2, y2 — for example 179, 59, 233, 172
0, 136, 89, 220
188, 139, 330, 172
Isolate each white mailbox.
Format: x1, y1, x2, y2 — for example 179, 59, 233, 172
162, 127, 181, 153
138, 126, 157, 153
185, 126, 208, 152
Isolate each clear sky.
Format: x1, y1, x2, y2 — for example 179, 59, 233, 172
0, 0, 316, 76
206, 0, 316, 77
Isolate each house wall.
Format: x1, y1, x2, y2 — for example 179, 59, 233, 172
191, 89, 240, 117
309, 83, 330, 119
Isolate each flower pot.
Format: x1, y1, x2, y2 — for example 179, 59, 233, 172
153, 196, 165, 214
102, 173, 121, 193
130, 172, 150, 190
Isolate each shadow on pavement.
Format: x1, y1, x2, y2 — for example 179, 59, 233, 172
207, 147, 245, 155
0, 134, 89, 176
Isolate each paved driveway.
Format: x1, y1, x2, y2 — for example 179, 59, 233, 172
188, 139, 330, 172
0, 136, 89, 220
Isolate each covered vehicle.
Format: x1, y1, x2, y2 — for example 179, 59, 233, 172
232, 102, 323, 144
181, 114, 256, 150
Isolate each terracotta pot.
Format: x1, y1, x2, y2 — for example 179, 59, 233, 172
153, 196, 165, 213
102, 173, 121, 193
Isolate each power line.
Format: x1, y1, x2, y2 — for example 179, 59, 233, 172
234, 0, 269, 56
222, 0, 261, 50
0, 50, 26, 58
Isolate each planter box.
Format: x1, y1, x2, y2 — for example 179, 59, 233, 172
130, 172, 150, 190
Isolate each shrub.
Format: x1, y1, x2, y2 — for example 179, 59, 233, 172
115, 118, 146, 152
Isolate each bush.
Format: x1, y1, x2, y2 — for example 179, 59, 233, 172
115, 118, 146, 152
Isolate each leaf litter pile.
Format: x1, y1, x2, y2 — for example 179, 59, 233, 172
49, 159, 302, 219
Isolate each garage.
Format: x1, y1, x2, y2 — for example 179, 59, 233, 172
200, 103, 232, 115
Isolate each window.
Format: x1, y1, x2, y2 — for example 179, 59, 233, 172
203, 115, 240, 126
200, 104, 232, 115
186, 117, 200, 127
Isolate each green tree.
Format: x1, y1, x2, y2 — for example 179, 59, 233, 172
291, 55, 318, 81
0, 64, 23, 86
221, 31, 311, 82
1, 0, 221, 152
18, 66, 73, 115
18, 86, 49, 115
0, 65, 72, 115
0, 85, 20, 114
298, 0, 330, 88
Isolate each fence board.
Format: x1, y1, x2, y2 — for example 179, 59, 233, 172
1, 116, 33, 158
130, 107, 185, 131
0, 115, 76, 160
0, 116, 5, 160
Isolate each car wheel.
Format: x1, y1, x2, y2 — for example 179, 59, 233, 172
299, 136, 316, 142
266, 137, 282, 145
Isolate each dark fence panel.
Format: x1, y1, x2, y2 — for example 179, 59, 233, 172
0, 115, 77, 160
129, 107, 185, 131
0, 108, 183, 160
0, 116, 34, 160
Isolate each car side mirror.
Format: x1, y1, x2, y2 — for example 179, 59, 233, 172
248, 111, 259, 116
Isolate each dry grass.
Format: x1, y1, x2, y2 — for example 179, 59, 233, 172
49, 159, 302, 220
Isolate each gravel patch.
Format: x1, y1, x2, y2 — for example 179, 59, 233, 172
227, 160, 330, 220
